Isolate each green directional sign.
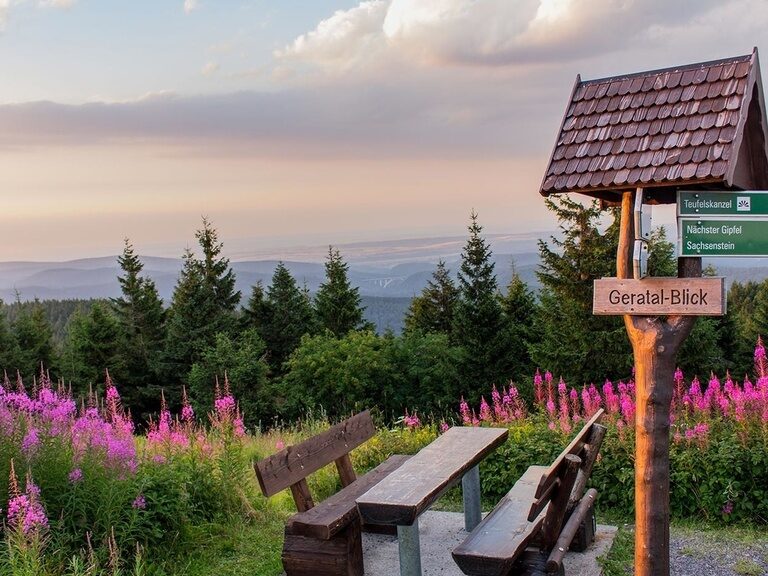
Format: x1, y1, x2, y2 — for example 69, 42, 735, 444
678, 191, 768, 216
679, 218, 768, 256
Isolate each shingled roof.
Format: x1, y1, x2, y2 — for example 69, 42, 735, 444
540, 48, 768, 203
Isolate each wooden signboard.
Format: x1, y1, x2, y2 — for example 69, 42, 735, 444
593, 277, 726, 316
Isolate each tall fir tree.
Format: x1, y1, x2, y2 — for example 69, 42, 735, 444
0, 300, 20, 374
111, 240, 167, 418
314, 247, 368, 336
241, 281, 271, 331
499, 271, 539, 396
60, 302, 123, 394
452, 211, 511, 395
259, 262, 315, 371
12, 299, 57, 381
164, 219, 241, 403
530, 196, 631, 385
404, 259, 458, 336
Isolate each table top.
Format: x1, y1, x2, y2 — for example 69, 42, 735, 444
356, 426, 508, 526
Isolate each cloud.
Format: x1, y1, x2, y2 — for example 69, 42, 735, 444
39, 0, 75, 7
277, 0, 727, 71
183, 0, 198, 14
1, 0, 76, 29
201, 61, 219, 76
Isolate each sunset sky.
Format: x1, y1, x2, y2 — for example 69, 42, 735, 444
1, 0, 766, 260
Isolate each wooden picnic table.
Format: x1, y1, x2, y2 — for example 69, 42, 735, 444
356, 426, 508, 576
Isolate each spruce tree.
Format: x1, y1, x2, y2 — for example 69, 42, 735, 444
499, 271, 538, 394
164, 219, 241, 401
0, 301, 20, 374
531, 196, 631, 385
111, 240, 166, 418
404, 259, 458, 336
452, 211, 510, 394
314, 247, 368, 337
12, 299, 57, 381
241, 281, 271, 331
61, 302, 123, 393
261, 262, 315, 371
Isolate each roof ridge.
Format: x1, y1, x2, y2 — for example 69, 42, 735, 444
580, 53, 753, 86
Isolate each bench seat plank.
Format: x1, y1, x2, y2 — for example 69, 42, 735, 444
357, 427, 508, 527
452, 466, 548, 576
288, 454, 412, 540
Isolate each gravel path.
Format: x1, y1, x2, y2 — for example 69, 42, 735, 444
669, 528, 768, 576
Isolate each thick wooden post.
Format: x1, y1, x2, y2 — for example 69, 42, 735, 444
616, 190, 697, 576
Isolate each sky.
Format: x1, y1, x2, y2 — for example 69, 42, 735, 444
1, 0, 767, 261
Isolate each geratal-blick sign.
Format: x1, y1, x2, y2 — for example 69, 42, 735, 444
593, 278, 726, 316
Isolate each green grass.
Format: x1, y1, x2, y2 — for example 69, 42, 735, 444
598, 526, 633, 576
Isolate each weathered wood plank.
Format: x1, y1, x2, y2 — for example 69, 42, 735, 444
356, 427, 508, 527
255, 410, 377, 497
290, 478, 314, 513
593, 277, 725, 315
335, 454, 357, 488
534, 409, 604, 499
289, 454, 411, 540
568, 424, 607, 508
451, 466, 547, 576
539, 454, 581, 550
547, 488, 597, 572
283, 519, 363, 576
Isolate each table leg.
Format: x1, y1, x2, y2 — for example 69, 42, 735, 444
462, 465, 481, 531
397, 520, 422, 576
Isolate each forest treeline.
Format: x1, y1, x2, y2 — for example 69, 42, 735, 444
0, 199, 765, 428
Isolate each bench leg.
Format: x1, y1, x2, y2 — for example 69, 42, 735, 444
462, 465, 482, 532
397, 520, 422, 576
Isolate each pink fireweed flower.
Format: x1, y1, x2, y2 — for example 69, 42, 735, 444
132, 494, 146, 510
403, 409, 421, 429
440, 421, 450, 433
68, 468, 83, 483
569, 388, 581, 421
546, 398, 556, 417
479, 397, 492, 423
534, 369, 544, 405
459, 397, 471, 426
21, 427, 41, 456
755, 336, 767, 379
275, 439, 285, 451
7, 463, 48, 536
181, 387, 194, 423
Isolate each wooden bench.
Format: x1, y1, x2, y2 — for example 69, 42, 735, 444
452, 409, 607, 576
254, 410, 410, 576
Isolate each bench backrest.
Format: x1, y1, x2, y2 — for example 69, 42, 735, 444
527, 409, 607, 549
254, 410, 376, 511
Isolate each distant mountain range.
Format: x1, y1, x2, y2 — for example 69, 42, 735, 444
2, 232, 767, 333
0, 233, 546, 303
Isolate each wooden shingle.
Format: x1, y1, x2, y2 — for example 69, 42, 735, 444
540, 48, 768, 203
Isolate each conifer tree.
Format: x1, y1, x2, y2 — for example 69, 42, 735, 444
531, 196, 630, 385
241, 281, 271, 331
12, 299, 57, 381
499, 271, 538, 393
404, 259, 458, 336
164, 219, 241, 400
61, 302, 123, 393
0, 301, 20, 373
258, 262, 315, 371
314, 247, 368, 336
111, 240, 166, 417
452, 211, 510, 393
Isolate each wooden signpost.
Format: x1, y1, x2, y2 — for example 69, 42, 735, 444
593, 277, 726, 316
539, 50, 768, 576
